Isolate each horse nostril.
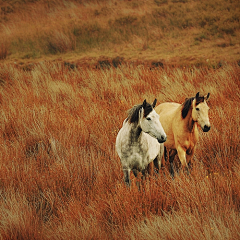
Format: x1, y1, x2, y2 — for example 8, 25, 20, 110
203, 125, 210, 132
158, 135, 167, 143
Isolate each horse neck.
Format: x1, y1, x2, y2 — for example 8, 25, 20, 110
129, 123, 142, 142
183, 107, 196, 133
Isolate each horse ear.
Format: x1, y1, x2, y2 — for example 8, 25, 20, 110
195, 92, 205, 105
195, 92, 200, 99
205, 93, 210, 100
152, 99, 157, 108
142, 99, 146, 108
139, 106, 144, 121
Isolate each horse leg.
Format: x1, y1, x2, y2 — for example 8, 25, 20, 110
176, 147, 189, 174
139, 168, 150, 191
123, 169, 131, 186
164, 146, 168, 162
153, 143, 164, 174
186, 147, 195, 171
169, 149, 177, 177
132, 169, 142, 190
153, 157, 160, 174
146, 162, 154, 176
141, 168, 148, 181
132, 169, 138, 178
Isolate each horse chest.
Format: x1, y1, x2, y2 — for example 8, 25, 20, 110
179, 131, 198, 151
121, 138, 159, 170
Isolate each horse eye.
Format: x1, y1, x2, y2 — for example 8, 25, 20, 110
146, 117, 151, 121
196, 108, 200, 111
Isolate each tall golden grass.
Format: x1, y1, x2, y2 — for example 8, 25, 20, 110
0, 61, 239, 239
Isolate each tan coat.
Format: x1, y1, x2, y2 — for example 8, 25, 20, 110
155, 92, 210, 175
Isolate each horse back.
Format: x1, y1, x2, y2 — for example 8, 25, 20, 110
155, 102, 180, 116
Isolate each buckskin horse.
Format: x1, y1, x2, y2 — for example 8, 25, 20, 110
155, 92, 211, 177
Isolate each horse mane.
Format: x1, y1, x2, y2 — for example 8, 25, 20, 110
182, 97, 194, 119
126, 102, 153, 124
196, 95, 205, 105
181, 94, 205, 119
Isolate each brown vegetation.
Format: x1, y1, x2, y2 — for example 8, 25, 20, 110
0, 0, 239, 65
0, 0, 240, 238
0, 61, 239, 239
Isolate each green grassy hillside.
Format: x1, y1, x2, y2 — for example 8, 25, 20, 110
0, 0, 240, 66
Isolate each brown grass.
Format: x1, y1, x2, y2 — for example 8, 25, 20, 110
0, 61, 239, 239
0, 0, 239, 65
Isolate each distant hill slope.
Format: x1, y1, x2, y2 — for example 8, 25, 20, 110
0, 0, 239, 66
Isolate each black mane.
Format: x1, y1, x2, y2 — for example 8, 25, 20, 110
181, 94, 205, 119
126, 101, 153, 124
182, 97, 194, 119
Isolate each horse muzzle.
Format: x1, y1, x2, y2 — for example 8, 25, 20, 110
157, 135, 167, 143
203, 125, 211, 132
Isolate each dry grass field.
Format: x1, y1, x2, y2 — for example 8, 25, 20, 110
0, 61, 239, 239
0, 0, 240, 239
0, 0, 240, 66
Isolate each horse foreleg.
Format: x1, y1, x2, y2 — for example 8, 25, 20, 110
164, 146, 168, 162
186, 147, 195, 171
153, 158, 160, 174
132, 169, 138, 178
177, 147, 189, 174
141, 168, 149, 182
169, 149, 177, 177
132, 169, 142, 190
153, 144, 164, 174
123, 169, 131, 186
146, 162, 154, 176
